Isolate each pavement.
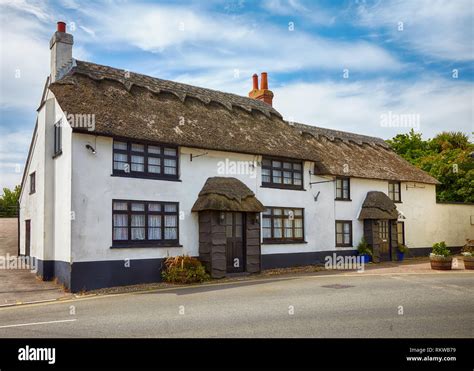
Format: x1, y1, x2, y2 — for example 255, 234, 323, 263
0, 218, 72, 306
0, 270, 472, 338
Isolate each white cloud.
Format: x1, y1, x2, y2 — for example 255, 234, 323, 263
0, 129, 31, 190
355, 0, 474, 61
262, 0, 337, 26
273, 78, 474, 139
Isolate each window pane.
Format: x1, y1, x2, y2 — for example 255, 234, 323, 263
273, 209, 282, 215
113, 202, 128, 211
131, 214, 145, 226
148, 203, 161, 212
343, 223, 350, 234
294, 219, 302, 228
293, 163, 302, 171
148, 157, 160, 165
262, 218, 271, 228
148, 215, 161, 240
273, 170, 282, 183
284, 228, 293, 238
148, 165, 160, 173
131, 143, 144, 152
131, 203, 145, 211
336, 234, 343, 244
131, 228, 145, 240
283, 162, 292, 169
164, 204, 177, 213
148, 228, 161, 240
114, 153, 127, 162
262, 168, 271, 183
165, 228, 177, 240
113, 228, 128, 240
148, 145, 161, 154
262, 228, 271, 238
165, 215, 177, 227
283, 171, 292, 184
344, 234, 350, 244
114, 141, 127, 150
336, 223, 342, 233
294, 228, 303, 238
263, 209, 271, 215
294, 209, 303, 216
131, 155, 144, 172
164, 148, 177, 156
262, 159, 271, 167
272, 161, 281, 168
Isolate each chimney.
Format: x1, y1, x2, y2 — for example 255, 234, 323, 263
248, 72, 274, 106
50, 21, 74, 83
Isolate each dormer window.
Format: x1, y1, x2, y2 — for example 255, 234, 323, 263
112, 140, 179, 180
261, 157, 303, 190
335, 177, 350, 200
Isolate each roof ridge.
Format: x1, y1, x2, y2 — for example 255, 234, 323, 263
67, 60, 282, 119
292, 122, 389, 148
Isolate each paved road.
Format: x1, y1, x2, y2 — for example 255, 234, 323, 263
0, 272, 473, 338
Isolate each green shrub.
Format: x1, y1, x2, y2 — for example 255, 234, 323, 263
461, 239, 474, 255
431, 241, 451, 257
357, 237, 372, 256
161, 255, 210, 284
397, 244, 409, 254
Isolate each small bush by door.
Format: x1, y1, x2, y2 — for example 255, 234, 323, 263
161, 255, 210, 284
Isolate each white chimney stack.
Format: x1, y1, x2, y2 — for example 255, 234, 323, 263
50, 21, 73, 83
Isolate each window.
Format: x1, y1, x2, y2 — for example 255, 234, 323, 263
397, 221, 405, 245
262, 207, 304, 243
54, 120, 62, 156
261, 157, 303, 189
29, 172, 36, 194
112, 200, 179, 247
335, 220, 352, 247
113, 140, 178, 180
335, 177, 350, 200
379, 220, 389, 240
388, 181, 401, 202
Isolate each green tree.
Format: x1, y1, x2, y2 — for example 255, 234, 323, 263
386, 130, 474, 203
0, 185, 21, 217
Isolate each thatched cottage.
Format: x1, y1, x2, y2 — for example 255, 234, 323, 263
18, 22, 473, 291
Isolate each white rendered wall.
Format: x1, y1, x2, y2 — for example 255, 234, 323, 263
70, 132, 473, 263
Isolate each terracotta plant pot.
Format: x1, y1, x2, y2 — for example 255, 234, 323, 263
462, 255, 474, 270
430, 255, 453, 270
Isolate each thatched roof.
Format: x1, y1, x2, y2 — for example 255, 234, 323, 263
358, 191, 399, 220
49, 60, 439, 185
192, 177, 265, 212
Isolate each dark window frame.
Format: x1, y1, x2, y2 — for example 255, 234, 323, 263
262, 207, 305, 244
29, 172, 36, 194
112, 139, 179, 181
335, 220, 353, 247
335, 177, 351, 200
53, 120, 62, 157
261, 156, 304, 190
112, 199, 180, 248
397, 221, 405, 245
388, 181, 402, 202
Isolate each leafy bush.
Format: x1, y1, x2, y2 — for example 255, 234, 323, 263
397, 244, 409, 254
357, 237, 372, 256
161, 255, 210, 284
431, 241, 451, 257
461, 239, 474, 256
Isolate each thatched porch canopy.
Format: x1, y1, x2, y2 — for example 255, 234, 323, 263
358, 191, 398, 220
192, 177, 265, 212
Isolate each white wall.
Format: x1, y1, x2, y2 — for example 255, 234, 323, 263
19, 93, 72, 263
70, 133, 474, 263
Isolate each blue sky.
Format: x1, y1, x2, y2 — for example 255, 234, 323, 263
0, 0, 473, 190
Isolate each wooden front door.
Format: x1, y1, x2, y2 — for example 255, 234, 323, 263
225, 212, 245, 273
378, 220, 391, 261
25, 220, 31, 257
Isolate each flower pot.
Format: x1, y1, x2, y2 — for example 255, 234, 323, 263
462, 255, 474, 270
397, 252, 405, 261
360, 254, 371, 264
429, 255, 453, 270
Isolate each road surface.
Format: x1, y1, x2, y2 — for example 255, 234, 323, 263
0, 271, 473, 337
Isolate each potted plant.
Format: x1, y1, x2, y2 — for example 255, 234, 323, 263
430, 241, 452, 270
397, 244, 409, 261
461, 239, 474, 270
357, 237, 372, 264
